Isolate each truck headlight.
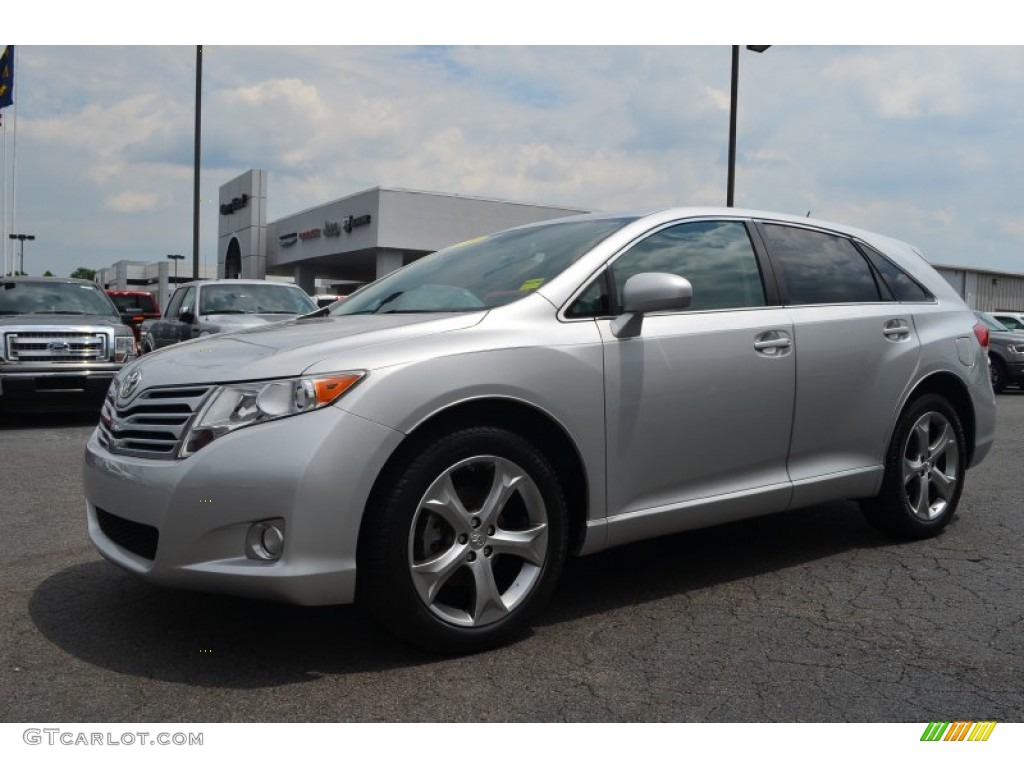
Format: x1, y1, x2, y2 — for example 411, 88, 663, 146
114, 335, 138, 362
180, 371, 365, 457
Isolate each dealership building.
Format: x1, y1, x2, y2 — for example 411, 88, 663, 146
217, 169, 587, 296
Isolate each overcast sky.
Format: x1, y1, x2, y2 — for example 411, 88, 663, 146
2, 38, 1022, 278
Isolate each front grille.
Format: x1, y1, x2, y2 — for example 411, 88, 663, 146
96, 507, 159, 560
4, 330, 109, 362
98, 384, 214, 459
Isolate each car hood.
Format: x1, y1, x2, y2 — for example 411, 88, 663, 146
201, 313, 301, 326
989, 329, 1024, 341
126, 312, 487, 385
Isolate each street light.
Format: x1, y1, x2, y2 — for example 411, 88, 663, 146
727, 45, 771, 207
8, 233, 36, 275
168, 253, 184, 283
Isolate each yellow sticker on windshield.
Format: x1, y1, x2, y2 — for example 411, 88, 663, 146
451, 235, 488, 249
519, 278, 545, 292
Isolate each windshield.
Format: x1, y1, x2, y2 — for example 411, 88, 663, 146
199, 284, 317, 315
331, 217, 635, 315
0, 280, 118, 317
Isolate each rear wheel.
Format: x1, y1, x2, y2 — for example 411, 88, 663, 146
358, 427, 567, 653
862, 394, 966, 539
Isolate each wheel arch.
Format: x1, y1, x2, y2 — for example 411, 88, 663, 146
898, 371, 977, 466
359, 397, 590, 559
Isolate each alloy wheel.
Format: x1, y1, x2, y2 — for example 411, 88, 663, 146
901, 411, 960, 521
408, 455, 549, 628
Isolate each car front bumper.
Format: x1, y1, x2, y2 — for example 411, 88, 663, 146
83, 403, 404, 606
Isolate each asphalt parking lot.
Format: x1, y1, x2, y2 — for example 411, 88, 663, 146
1, 395, 1022, 723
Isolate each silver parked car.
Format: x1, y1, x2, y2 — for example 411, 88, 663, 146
140, 279, 317, 353
84, 208, 996, 653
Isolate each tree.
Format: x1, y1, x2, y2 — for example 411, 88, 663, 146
70, 267, 96, 281
43, 270, 54, 277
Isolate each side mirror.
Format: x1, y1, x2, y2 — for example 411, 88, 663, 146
611, 273, 693, 338
179, 310, 196, 325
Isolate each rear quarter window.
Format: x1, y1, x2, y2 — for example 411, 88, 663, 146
857, 243, 933, 302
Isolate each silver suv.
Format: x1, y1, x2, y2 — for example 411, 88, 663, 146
84, 208, 996, 653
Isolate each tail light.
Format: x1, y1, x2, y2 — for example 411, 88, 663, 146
973, 321, 989, 349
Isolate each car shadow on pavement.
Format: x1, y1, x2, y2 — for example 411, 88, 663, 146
542, 499, 886, 627
29, 499, 894, 688
0, 409, 100, 429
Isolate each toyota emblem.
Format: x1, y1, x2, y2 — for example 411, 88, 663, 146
119, 370, 143, 400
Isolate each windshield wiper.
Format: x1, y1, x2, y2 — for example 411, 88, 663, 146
366, 290, 405, 314
32, 310, 89, 315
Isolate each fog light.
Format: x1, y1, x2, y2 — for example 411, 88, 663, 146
245, 520, 285, 561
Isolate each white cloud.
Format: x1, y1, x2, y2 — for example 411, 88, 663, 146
105, 191, 162, 213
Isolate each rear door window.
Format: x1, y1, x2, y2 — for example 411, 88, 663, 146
759, 223, 881, 305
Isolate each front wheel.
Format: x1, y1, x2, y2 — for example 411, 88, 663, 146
989, 355, 1007, 394
862, 394, 966, 540
358, 427, 567, 654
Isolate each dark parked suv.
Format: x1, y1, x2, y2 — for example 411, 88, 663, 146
1, 277, 138, 410
975, 311, 1024, 392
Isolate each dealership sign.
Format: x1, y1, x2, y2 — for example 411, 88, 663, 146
278, 213, 372, 248
220, 193, 250, 216
344, 214, 372, 233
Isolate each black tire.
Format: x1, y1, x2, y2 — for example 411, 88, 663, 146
989, 355, 1006, 394
862, 394, 966, 540
358, 426, 568, 654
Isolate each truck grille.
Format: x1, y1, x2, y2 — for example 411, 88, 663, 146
98, 384, 214, 459
4, 330, 109, 362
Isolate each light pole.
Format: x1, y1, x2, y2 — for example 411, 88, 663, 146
168, 253, 184, 283
8, 233, 35, 274
727, 45, 771, 207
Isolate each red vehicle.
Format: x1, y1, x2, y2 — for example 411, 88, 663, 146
106, 290, 161, 344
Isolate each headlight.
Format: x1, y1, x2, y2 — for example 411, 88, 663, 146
1007, 344, 1024, 355
180, 371, 365, 457
114, 335, 138, 362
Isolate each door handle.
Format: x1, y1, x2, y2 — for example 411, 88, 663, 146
754, 331, 792, 355
883, 319, 911, 341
